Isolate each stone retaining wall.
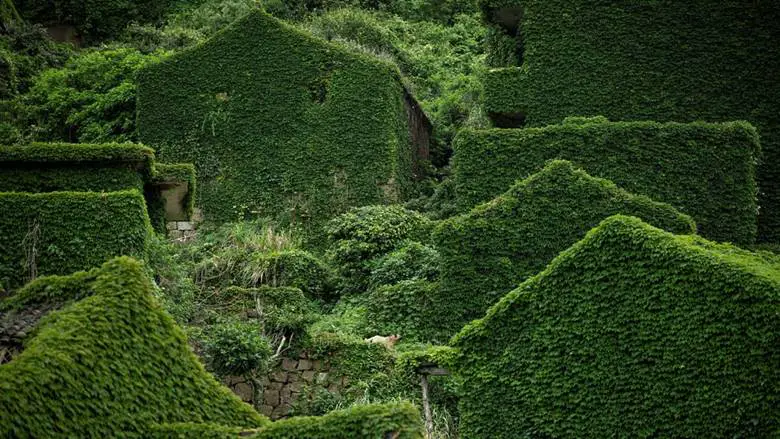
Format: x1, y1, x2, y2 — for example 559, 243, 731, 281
223, 352, 350, 420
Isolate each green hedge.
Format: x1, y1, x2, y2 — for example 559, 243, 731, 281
480, 0, 780, 242
451, 215, 780, 438
0, 142, 154, 193
434, 160, 695, 336
0, 257, 268, 437
453, 120, 759, 244
0, 190, 152, 290
151, 402, 423, 438
137, 10, 414, 229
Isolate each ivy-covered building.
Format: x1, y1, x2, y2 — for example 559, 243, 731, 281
137, 9, 431, 228
451, 215, 780, 438
479, 0, 780, 243
0, 142, 194, 290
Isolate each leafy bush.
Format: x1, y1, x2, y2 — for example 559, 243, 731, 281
195, 249, 333, 300
10, 48, 163, 144
217, 286, 317, 335
480, 0, 780, 242
363, 279, 437, 342
326, 205, 433, 294
453, 120, 759, 244
451, 215, 780, 438
0, 22, 72, 99
369, 241, 439, 289
202, 318, 273, 377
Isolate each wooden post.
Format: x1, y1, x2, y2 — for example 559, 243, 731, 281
420, 373, 433, 439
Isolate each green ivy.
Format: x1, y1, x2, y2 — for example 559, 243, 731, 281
0, 142, 154, 193
479, 0, 780, 243
451, 215, 780, 438
453, 120, 759, 244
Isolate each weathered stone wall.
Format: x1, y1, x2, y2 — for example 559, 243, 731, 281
222, 352, 351, 420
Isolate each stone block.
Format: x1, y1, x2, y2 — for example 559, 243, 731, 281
263, 389, 280, 406
297, 359, 313, 371
259, 405, 274, 417
287, 372, 299, 383
272, 404, 291, 419
316, 372, 329, 385
234, 382, 253, 402
177, 221, 194, 231
312, 360, 322, 371
281, 358, 298, 371
270, 371, 287, 383
169, 230, 183, 239
302, 371, 316, 382
327, 384, 340, 393
267, 381, 283, 390
166, 222, 177, 231
341, 376, 350, 387
288, 381, 303, 393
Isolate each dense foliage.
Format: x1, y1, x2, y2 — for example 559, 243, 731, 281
4, 48, 163, 145
480, 0, 780, 243
138, 10, 415, 228
0, 190, 151, 289
453, 119, 759, 244
326, 205, 433, 295
0, 257, 268, 437
14, 0, 170, 41
452, 215, 780, 438
434, 160, 695, 336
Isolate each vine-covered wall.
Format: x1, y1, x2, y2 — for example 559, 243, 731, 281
453, 120, 759, 245
451, 215, 780, 438
434, 160, 695, 336
479, 0, 780, 242
138, 10, 417, 230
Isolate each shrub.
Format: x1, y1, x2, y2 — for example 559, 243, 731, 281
137, 10, 416, 228
453, 120, 759, 244
195, 249, 333, 300
326, 205, 433, 294
479, 0, 780, 242
202, 318, 273, 377
369, 241, 440, 289
0, 257, 268, 437
451, 215, 780, 438
0, 190, 152, 290
217, 286, 317, 335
